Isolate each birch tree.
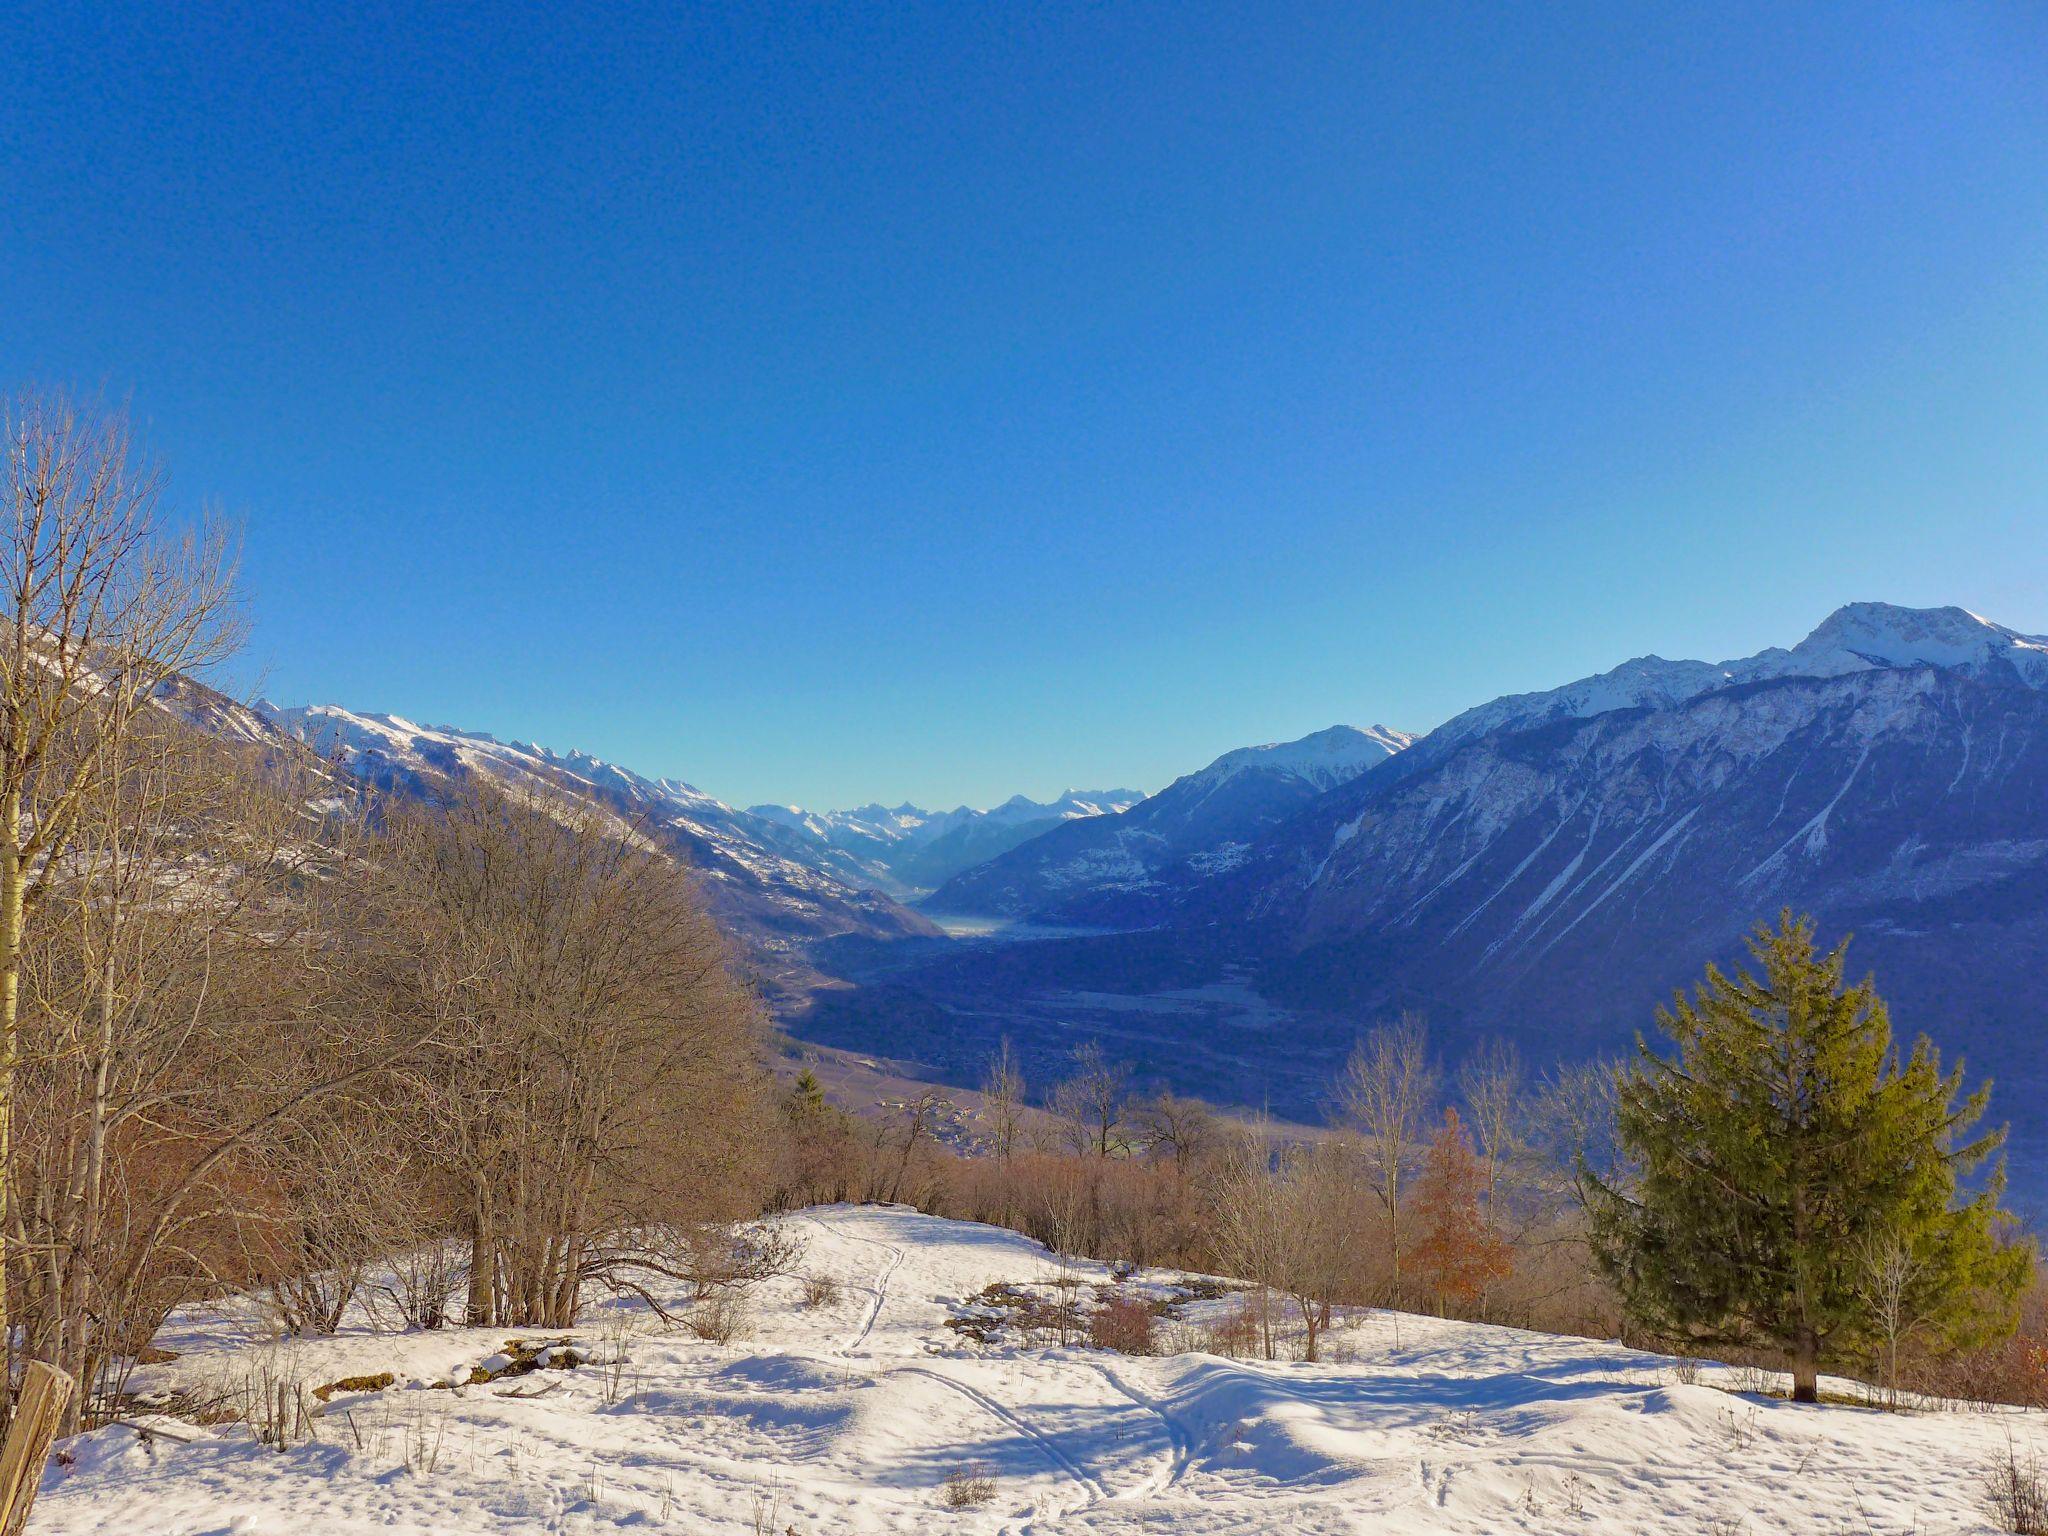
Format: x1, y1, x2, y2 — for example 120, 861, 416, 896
1, 392, 238, 1404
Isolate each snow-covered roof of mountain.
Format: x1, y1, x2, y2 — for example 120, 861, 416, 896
748, 789, 1145, 844
260, 703, 730, 815
1181, 724, 1414, 794
1428, 603, 2048, 755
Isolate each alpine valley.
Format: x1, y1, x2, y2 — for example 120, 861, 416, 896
256, 602, 2048, 1195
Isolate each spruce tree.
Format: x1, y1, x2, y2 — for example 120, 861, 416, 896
1586, 911, 2029, 1403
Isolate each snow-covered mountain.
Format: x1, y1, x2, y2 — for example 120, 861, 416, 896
260, 705, 940, 988
1399, 602, 2048, 777
748, 788, 1145, 897
1166, 603, 2048, 1151
795, 605, 2048, 1190
923, 724, 1414, 922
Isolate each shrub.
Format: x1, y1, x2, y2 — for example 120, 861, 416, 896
801, 1273, 841, 1309
313, 1371, 396, 1402
942, 1463, 997, 1509
686, 1291, 753, 1345
1089, 1291, 1157, 1355
1200, 1301, 1262, 1359
1990, 1436, 2048, 1534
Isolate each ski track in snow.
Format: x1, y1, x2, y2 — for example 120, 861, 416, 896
806, 1210, 904, 1356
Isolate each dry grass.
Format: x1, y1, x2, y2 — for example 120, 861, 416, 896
686, 1291, 754, 1344
1990, 1435, 2048, 1533
942, 1462, 997, 1508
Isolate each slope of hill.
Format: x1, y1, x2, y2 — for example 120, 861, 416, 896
260, 704, 940, 994
748, 788, 1144, 897
924, 724, 1413, 922
36, 1205, 2039, 1535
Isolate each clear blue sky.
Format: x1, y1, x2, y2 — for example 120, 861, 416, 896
4, 3, 2046, 811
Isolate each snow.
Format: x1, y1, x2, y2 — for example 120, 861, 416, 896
35, 1205, 2046, 1535
257, 702, 915, 925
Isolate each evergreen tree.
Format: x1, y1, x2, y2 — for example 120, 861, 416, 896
1587, 912, 2029, 1402
785, 1067, 827, 1123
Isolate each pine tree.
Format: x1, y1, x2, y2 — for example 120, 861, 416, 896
1587, 911, 2029, 1402
1411, 1107, 1512, 1312
785, 1067, 827, 1123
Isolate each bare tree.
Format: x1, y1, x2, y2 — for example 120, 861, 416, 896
1533, 1056, 1623, 1212
377, 783, 769, 1329
1858, 1227, 1924, 1409
980, 1037, 1024, 1166
1457, 1037, 1525, 1205
9, 715, 405, 1428
1208, 1128, 1286, 1361
1134, 1090, 1218, 1181
0, 392, 239, 1377
1049, 1042, 1130, 1159
1334, 1013, 1438, 1306
884, 1088, 952, 1205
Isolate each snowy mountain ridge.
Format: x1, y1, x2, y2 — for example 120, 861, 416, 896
1184, 724, 1415, 795
258, 702, 940, 982
924, 723, 1412, 920
1416, 602, 2048, 770
747, 788, 1146, 897
749, 788, 1144, 848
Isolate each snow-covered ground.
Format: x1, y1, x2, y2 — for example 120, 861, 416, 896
35, 1205, 2046, 1533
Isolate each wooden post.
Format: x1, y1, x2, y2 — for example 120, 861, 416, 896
0, 1362, 75, 1536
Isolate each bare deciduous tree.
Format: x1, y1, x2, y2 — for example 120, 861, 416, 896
1335, 1013, 1438, 1306
1, 392, 240, 1377
980, 1037, 1024, 1167
1134, 1090, 1217, 1181
1050, 1042, 1130, 1160
1458, 1036, 1526, 1205
377, 784, 769, 1329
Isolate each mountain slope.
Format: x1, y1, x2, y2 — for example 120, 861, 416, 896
1170, 605, 2048, 1149
261, 705, 940, 992
923, 724, 1413, 922
748, 789, 1143, 897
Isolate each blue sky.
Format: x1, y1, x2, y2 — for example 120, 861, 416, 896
4, 3, 2046, 810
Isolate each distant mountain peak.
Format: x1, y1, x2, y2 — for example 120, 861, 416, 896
1186, 723, 1415, 793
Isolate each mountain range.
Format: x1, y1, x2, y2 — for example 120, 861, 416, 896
233, 602, 2048, 1192
256, 704, 940, 1001
792, 603, 2048, 1194
924, 724, 1413, 922
747, 788, 1144, 898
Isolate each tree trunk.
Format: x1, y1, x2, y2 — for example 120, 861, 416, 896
0, 1362, 72, 1536
465, 1189, 495, 1327
0, 787, 23, 1406
1791, 1336, 1819, 1403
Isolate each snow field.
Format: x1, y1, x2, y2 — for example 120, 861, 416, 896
32, 1204, 2048, 1534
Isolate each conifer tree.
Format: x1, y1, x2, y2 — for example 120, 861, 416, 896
786, 1067, 828, 1123
1587, 912, 2029, 1402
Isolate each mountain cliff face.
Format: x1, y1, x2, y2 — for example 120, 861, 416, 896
260, 705, 940, 995
1174, 606, 2048, 1140
923, 725, 1413, 922
747, 789, 1143, 897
